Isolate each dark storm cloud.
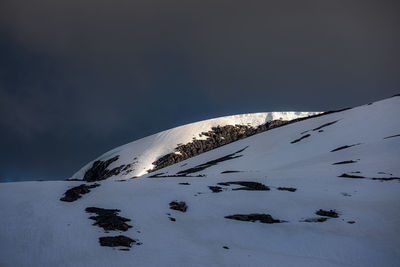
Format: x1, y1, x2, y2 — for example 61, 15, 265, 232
0, 0, 399, 181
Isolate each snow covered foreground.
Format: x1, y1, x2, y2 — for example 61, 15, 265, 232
1, 96, 400, 267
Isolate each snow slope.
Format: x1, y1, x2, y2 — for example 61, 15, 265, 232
0, 96, 399, 267
72, 112, 319, 179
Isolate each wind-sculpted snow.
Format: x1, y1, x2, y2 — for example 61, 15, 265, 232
1, 96, 400, 267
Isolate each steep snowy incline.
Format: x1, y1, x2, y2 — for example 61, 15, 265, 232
72, 112, 319, 180
147, 96, 400, 179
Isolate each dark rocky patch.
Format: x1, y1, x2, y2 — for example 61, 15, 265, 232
331, 143, 361, 152
341, 192, 352, 197
339, 173, 365, 179
315, 209, 339, 218
179, 182, 190, 185
176, 147, 248, 175
312, 120, 339, 131
277, 187, 297, 192
333, 160, 357, 165
169, 201, 188, 212
318, 130, 324, 132
221, 170, 242, 174
99, 235, 135, 248
84, 155, 126, 182
225, 214, 284, 224
383, 134, 400, 139
231, 182, 270, 191
223, 246, 229, 249
209, 186, 223, 193
219, 181, 270, 191
301, 217, 328, 223
290, 134, 311, 144
350, 171, 361, 174
168, 217, 176, 222
85, 207, 132, 231
347, 221, 355, 224
60, 183, 100, 202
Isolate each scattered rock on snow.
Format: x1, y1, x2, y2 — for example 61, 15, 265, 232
333, 160, 357, 165
99, 235, 135, 248
225, 214, 284, 224
221, 170, 242, 174
208, 186, 223, 193
331, 143, 361, 152
290, 134, 311, 144
169, 201, 188, 212
312, 120, 339, 131
84, 155, 126, 182
85, 207, 132, 231
60, 183, 100, 202
219, 181, 270, 191
277, 187, 297, 192
338, 173, 365, 179
383, 134, 400, 139
176, 147, 248, 175
315, 209, 339, 218
301, 217, 329, 223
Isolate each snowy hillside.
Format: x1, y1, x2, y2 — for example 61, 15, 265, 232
72, 111, 319, 180
0, 96, 399, 267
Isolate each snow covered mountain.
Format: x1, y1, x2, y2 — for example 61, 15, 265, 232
72, 111, 319, 180
0, 96, 399, 267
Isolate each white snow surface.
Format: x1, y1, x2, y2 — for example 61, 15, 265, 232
72, 111, 320, 179
1, 97, 400, 267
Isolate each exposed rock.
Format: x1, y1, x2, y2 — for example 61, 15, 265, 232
225, 214, 284, 224
179, 182, 190, 185
291, 134, 311, 144
83, 155, 125, 182
208, 186, 223, 193
277, 187, 297, 192
176, 147, 248, 175
218, 181, 270, 191
333, 160, 357, 165
150, 120, 290, 172
85, 207, 132, 231
347, 221, 355, 224
147, 109, 350, 174
60, 183, 100, 202
338, 173, 365, 179
331, 143, 361, 152
168, 217, 176, 222
223, 246, 229, 249
384, 134, 400, 139
315, 209, 339, 218
169, 201, 187, 212
312, 120, 339, 131
301, 217, 328, 223
221, 170, 241, 174
99, 235, 135, 248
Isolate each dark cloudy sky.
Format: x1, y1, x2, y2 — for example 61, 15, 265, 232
0, 0, 399, 182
